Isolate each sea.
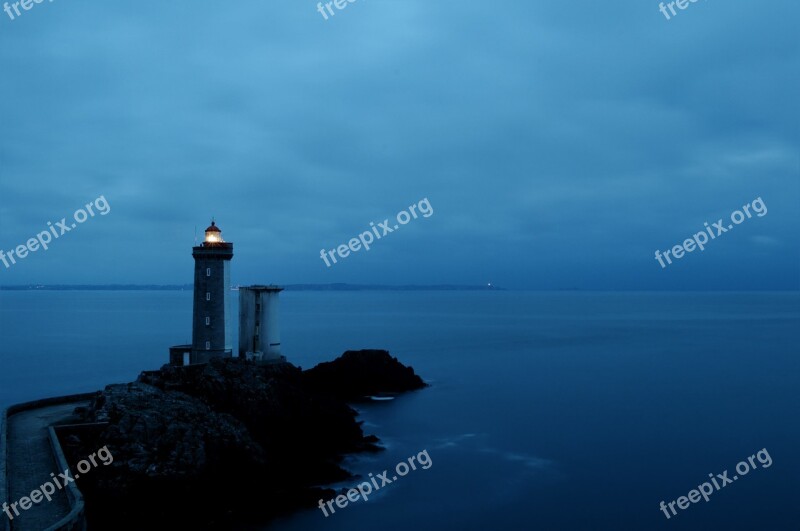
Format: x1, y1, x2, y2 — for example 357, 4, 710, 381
0, 290, 798, 531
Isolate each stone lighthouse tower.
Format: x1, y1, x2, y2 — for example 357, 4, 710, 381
190, 220, 234, 364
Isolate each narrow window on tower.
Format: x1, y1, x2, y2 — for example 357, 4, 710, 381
205, 341, 210, 350
206, 268, 211, 277
206, 292, 211, 301
205, 316, 210, 326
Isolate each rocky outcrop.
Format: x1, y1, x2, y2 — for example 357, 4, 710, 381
58, 351, 425, 529
304, 349, 427, 400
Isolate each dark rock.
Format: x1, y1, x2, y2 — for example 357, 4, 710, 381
59, 352, 425, 529
304, 349, 427, 400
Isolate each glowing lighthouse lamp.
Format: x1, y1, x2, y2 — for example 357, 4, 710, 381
204, 221, 224, 244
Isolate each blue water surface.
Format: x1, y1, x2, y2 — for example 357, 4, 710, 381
1, 291, 797, 530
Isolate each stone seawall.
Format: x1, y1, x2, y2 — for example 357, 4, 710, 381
1, 412, 8, 531
1, 393, 98, 531
44, 427, 85, 531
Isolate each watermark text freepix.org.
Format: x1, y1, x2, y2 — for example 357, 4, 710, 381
659, 448, 772, 520
320, 198, 433, 267
0, 195, 111, 270
658, 0, 705, 21
316, 0, 361, 21
3, 0, 56, 22
3, 446, 114, 522
318, 449, 432, 517
655, 197, 766, 269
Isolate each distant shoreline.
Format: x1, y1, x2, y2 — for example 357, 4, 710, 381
2, 286, 795, 292
0, 283, 505, 292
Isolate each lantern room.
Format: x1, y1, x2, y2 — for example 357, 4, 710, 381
204, 221, 223, 244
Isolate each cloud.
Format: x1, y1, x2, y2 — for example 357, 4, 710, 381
0, 0, 797, 289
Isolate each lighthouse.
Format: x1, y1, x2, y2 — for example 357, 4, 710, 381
169, 219, 287, 367
169, 220, 234, 366
189, 220, 234, 364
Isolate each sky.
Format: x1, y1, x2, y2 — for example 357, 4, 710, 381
0, 0, 797, 290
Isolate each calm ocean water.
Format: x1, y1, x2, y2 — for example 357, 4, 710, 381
1, 291, 798, 530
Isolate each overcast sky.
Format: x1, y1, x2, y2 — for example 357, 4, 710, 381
0, 0, 797, 289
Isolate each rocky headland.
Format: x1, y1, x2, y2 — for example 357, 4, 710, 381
57, 349, 426, 529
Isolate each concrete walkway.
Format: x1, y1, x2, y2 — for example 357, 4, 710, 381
6, 402, 88, 531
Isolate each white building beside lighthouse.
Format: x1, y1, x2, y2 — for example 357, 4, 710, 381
239, 285, 285, 363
